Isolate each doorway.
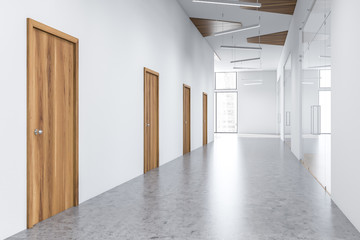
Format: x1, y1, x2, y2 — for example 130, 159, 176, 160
27, 19, 79, 228
183, 84, 191, 154
144, 68, 159, 173
203, 92, 208, 145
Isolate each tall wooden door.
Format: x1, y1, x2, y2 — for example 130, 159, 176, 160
203, 92, 208, 145
27, 19, 79, 228
144, 68, 159, 173
183, 85, 191, 154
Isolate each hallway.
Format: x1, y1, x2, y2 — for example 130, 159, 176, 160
9, 136, 360, 239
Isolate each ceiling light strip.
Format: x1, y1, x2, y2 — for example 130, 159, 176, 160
302, 82, 315, 85
233, 67, 260, 70
221, 45, 262, 50
241, 79, 263, 82
192, 0, 261, 8
308, 65, 331, 69
213, 24, 260, 37
231, 57, 261, 63
243, 82, 263, 86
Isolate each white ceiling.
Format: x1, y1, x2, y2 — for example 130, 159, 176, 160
177, 0, 294, 72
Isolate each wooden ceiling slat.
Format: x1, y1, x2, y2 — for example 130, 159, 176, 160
247, 31, 288, 46
190, 18, 242, 37
241, 0, 297, 15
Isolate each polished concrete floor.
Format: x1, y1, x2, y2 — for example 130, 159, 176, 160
9, 135, 360, 239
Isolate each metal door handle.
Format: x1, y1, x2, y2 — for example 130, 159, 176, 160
311, 105, 321, 135
34, 129, 43, 136
285, 112, 291, 126
146, 123, 150, 127
311, 106, 314, 135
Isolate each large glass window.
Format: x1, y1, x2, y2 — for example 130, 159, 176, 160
215, 72, 237, 90
319, 91, 331, 134
319, 69, 331, 88
215, 92, 238, 133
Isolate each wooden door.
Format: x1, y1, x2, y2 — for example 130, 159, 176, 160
183, 85, 191, 154
144, 68, 159, 173
27, 19, 79, 228
203, 92, 208, 145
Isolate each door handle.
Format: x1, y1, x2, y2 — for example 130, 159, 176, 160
317, 106, 322, 135
311, 106, 314, 135
146, 123, 150, 127
285, 112, 291, 126
34, 129, 43, 136
311, 105, 321, 135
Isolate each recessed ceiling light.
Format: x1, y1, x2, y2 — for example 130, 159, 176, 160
212, 24, 260, 37
192, 0, 261, 8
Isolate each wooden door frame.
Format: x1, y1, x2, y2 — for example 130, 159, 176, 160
143, 67, 159, 173
27, 18, 79, 228
183, 84, 191, 154
203, 92, 208, 146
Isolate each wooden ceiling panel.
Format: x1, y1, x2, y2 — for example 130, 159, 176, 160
247, 31, 288, 46
242, 0, 297, 15
190, 18, 242, 37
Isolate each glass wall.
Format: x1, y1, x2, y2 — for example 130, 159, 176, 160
284, 54, 292, 148
276, 79, 281, 135
301, 0, 331, 193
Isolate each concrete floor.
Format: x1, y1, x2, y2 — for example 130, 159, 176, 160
8, 136, 360, 239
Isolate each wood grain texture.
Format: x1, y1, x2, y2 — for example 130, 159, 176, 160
247, 31, 288, 46
27, 18, 79, 228
190, 18, 242, 37
144, 68, 159, 174
241, 0, 297, 15
203, 93, 208, 146
183, 85, 191, 154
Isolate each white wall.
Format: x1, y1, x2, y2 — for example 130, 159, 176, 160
0, 1, 214, 239
277, 0, 314, 159
237, 71, 277, 134
332, 0, 360, 232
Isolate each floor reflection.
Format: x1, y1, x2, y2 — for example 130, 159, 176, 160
10, 135, 356, 240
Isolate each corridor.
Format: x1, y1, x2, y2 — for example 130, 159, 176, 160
9, 136, 360, 239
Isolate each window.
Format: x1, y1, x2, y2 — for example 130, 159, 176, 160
319, 69, 331, 88
319, 70, 331, 133
215, 72, 237, 90
319, 91, 331, 134
215, 92, 238, 133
